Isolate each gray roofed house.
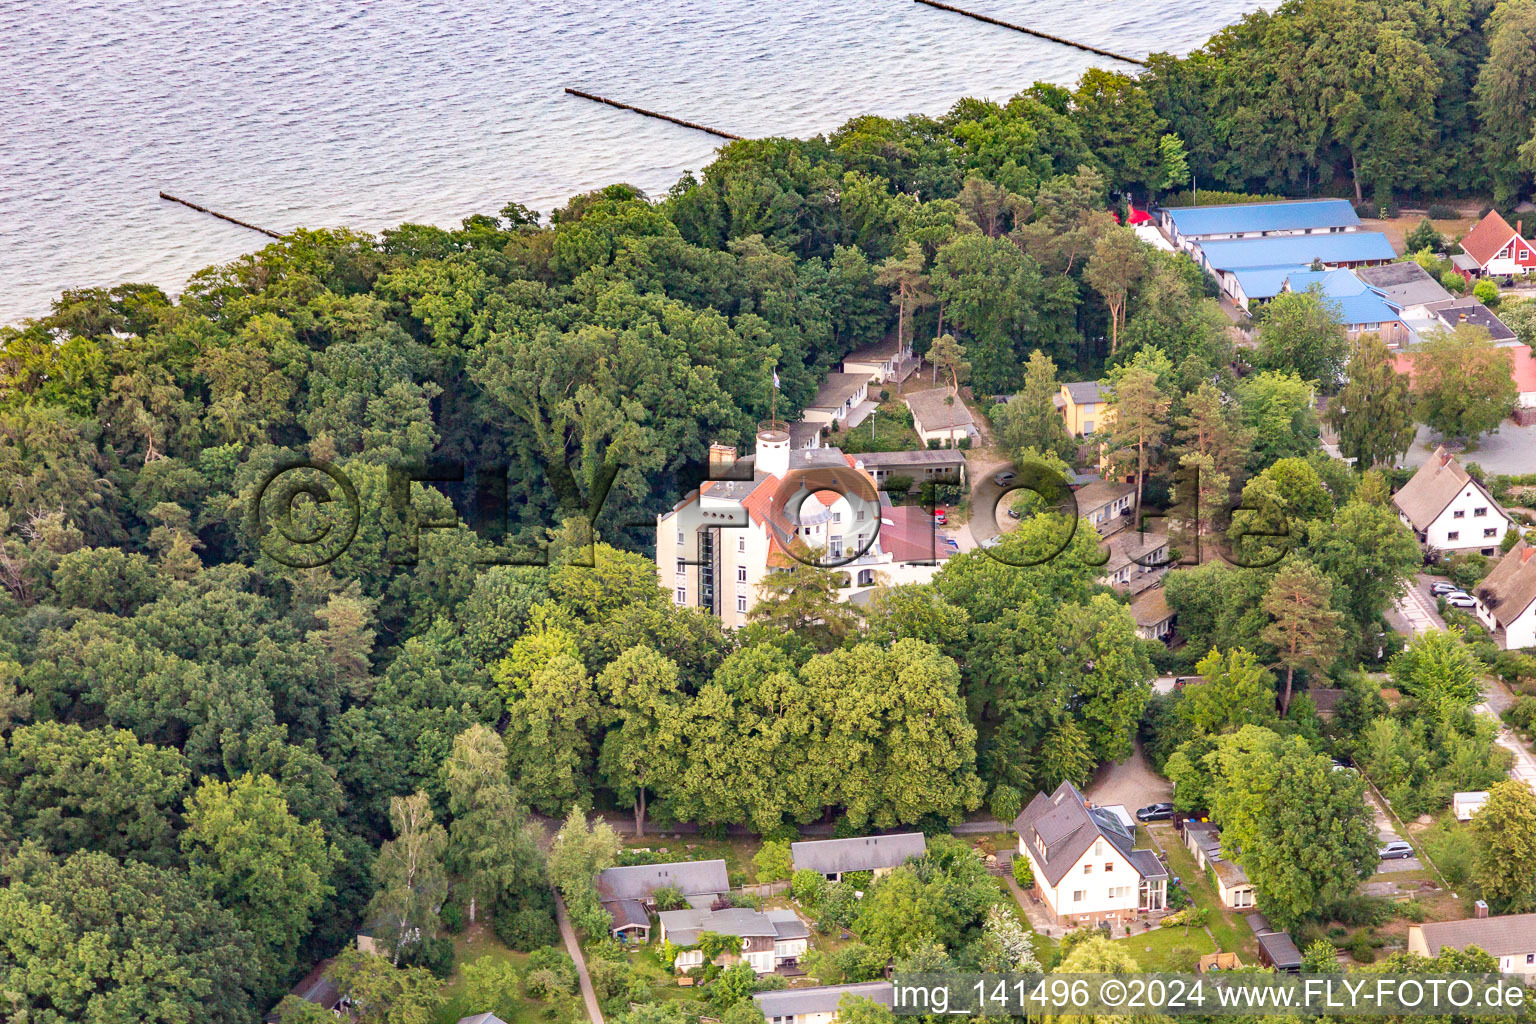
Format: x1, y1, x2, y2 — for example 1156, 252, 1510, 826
1409, 912, 1536, 975
597, 859, 729, 903
459, 1015, 511, 1024
905, 387, 977, 444
804, 373, 872, 427
1073, 479, 1136, 536
754, 981, 895, 1022
852, 449, 967, 487
606, 897, 651, 940
1014, 781, 1166, 889
791, 833, 928, 880
1435, 300, 1518, 342
1064, 381, 1103, 405
789, 421, 824, 450
1101, 529, 1169, 595
664, 907, 811, 975
1354, 261, 1456, 312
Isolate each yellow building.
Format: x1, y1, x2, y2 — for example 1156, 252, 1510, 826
1054, 381, 1107, 437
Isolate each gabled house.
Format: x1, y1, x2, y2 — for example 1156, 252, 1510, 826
1130, 585, 1175, 642
803, 373, 871, 428
1054, 381, 1106, 436
596, 859, 731, 941
1453, 211, 1536, 280
1355, 261, 1457, 319
790, 833, 927, 882
1391, 447, 1511, 556
754, 982, 895, 1024
663, 906, 809, 975
852, 449, 967, 488
1102, 529, 1169, 595
1159, 199, 1362, 251
905, 388, 977, 446
843, 334, 917, 385
1408, 911, 1536, 979
1013, 781, 1168, 926
263, 960, 348, 1022
1074, 479, 1136, 537
1475, 539, 1536, 650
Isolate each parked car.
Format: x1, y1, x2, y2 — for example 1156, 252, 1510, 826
1378, 841, 1414, 861
933, 508, 947, 525
1136, 802, 1174, 822
1006, 506, 1021, 519
980, 535, 1003, 549
1445, 592, 1478, 609
993, 470, 1016, 487
1429, 581, 1460, 596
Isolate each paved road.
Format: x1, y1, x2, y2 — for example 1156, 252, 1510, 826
554, 889, 605, 1024
1389, 574, 1446, 637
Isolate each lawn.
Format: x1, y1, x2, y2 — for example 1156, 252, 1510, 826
1110, 919, 1217, 970
833, 400, 922, 454
435, 926, 585, 1024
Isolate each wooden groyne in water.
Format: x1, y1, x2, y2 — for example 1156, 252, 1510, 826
564, 88, 743, 140
159, 192, 282, 238
912, 0, 1146, 66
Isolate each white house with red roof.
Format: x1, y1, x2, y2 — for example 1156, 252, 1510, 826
1453, 210, 1536, 280
656, 425, 953, 628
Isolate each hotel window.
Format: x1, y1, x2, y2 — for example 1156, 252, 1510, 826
674, 587, 686, 605
738, 536, 746, 553
1475, 507, 1488, 517
856, 509, 866, 521
1448, 531, 1460, 541
737, 594, 748, 614
1485, 528, 1498, 538
737, 566, 747, 583
676, 558, 686, 576
829, 538, 843, 558
1454, 510, 1465, 519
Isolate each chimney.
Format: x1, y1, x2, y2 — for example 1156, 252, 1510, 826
708, 442, 737, 477
1475, 900, 1489, 919
1441, 451, 1452, 468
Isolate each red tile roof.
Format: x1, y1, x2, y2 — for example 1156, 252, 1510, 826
1459, 210, 1521, 268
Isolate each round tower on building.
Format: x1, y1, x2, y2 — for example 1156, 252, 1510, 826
755, 420, 791, 478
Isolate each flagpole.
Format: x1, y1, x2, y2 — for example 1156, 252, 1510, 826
771, 362, 778, 425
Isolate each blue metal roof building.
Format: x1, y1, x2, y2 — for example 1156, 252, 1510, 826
1197, 232, 1397, 271
1162, 199, 1361, 238
1229, 265, 1313, 303
1282, 269, 1402, 327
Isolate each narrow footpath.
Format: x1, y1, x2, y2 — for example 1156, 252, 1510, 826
554, 889, 604, 1024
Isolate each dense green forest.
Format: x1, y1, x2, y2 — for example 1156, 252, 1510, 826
3, 0, 1536, 1019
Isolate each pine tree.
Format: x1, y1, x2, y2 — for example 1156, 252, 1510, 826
1259, 560, 1344, 711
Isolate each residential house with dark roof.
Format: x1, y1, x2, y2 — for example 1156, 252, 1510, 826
597, 859, 730, 941
1013, 780, 1168, 926
459, 1015, 510, 1024
263, 959, 347, 1022
1408, 911, 1536, 979
1279, 268, 1409, 345
1054, 381, 1107, 437
1452, 210, 1536, 280
1435, 300, 1518, 343
1391, 447, 1511, 556
1355, 261, 1457, 317
754, 982, 895, 1024
1475, 539, 1536, 650
663, 906, 810, 975
790, 833, 927, 881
